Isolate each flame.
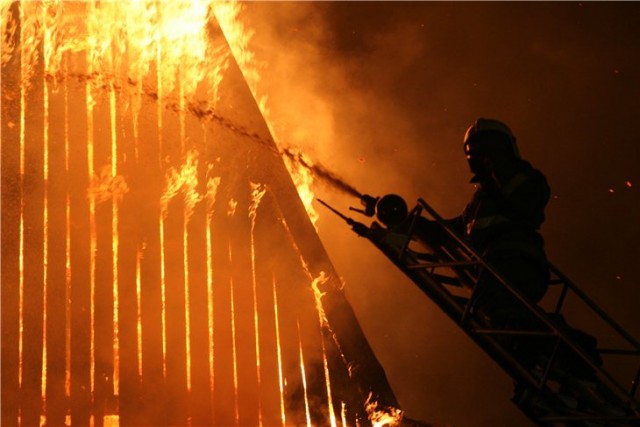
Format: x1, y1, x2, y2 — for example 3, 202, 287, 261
205, 171, 221, 400
272, 276, 286, 427
214, 3, 320, 225
7, 2, 353, 425
365, 393, 404, 427
229, 243, 240, 426
89, 165, 130, 204
41, 0, 54, 404
160, 149, 202, 218
310, 272, 338, 427
1, 0, 18, 65
341, 401, 348, 427
227, 198, 238, 217
284, 151, 320, 226
249, 182, 267, 426
297, 321, 313, 427
159, 218, 168, 378
159, 149, 205, 393
136, 247, 143, 378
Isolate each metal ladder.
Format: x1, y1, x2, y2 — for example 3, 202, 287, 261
324, 197, 640, 426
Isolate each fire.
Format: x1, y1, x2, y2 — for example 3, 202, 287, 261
214, 3, 320, 225
3, 2, 390, 426
160, 149, 203, 392
229, 245, 240, 426
1, 1, 17, 65
160, 149, 202, 219
297, 321, 313, 427
284, 150, 320, 226
365, 393, 404, 427
272, 276, 287, 427
89, 165, 130, 204
205, 171, 221, 400
249, 182, 267, 426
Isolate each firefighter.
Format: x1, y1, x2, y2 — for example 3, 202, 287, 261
386, 118, 551, 328
459, 118, 551, 328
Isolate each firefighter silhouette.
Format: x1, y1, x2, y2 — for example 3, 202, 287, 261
412, 119, 551, 329
459, 118, 550, 328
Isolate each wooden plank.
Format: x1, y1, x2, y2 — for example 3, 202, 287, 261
20, 22, 45, 425
269, 220, 309, 426
185, 120, 213, 425
116, 89, 143, 426
137, 78, 167, 426
1, 3, 22, 424
91, 81, 114, 427
211, 167, 236, 426
44, 69, 70, 426
253, 192, 284, 426
160, 91, 188, 426
68, 56, 92, 427
228, 183, 260, 427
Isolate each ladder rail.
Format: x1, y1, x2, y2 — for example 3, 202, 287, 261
413, 198, 640, 408
369, 232, 628, 426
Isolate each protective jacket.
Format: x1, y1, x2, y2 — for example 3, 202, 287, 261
462, 158, 550, 264
458, 158, 551, 320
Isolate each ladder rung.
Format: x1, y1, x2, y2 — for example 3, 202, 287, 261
430, 273, 462, 286
406, 260, 477, 270
471, 329, 556, 337
598, 348, 640, 356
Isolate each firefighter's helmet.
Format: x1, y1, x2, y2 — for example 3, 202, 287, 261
463, 118, 520, 159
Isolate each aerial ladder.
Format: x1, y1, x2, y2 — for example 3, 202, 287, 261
318, 194, 640, 427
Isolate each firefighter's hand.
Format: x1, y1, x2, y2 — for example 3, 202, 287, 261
350, 221, 371, 237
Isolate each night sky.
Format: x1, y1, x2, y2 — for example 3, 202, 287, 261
241, 3, 640, 426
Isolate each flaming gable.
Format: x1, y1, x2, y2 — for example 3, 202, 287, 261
1, 2, 401, 426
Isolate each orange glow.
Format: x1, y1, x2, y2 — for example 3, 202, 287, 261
365, 393, 404, 427
160, 149, 203, 392
17, 0, 28, 400
214, 3, 320, 225
249, 182, 266, 426
159, 218, 168, 378
272, 276, 287, 427
311, 272, 338, 427
230, 244, 240, 427
109, 82, 121, 397
297, 321, 312, 427
64, 56, 72, 399
341, 401, 348, 427
85, 1, 98, 401
205, 172, 220, 399
136, 248, 143, 378
41, 0, 51, 404
6, 2, 364, 425
284, 151, 320, 226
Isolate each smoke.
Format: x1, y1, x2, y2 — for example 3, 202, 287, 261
236, 3, 440, 422
282, 148, 362, 199
239, 3, 433, 204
